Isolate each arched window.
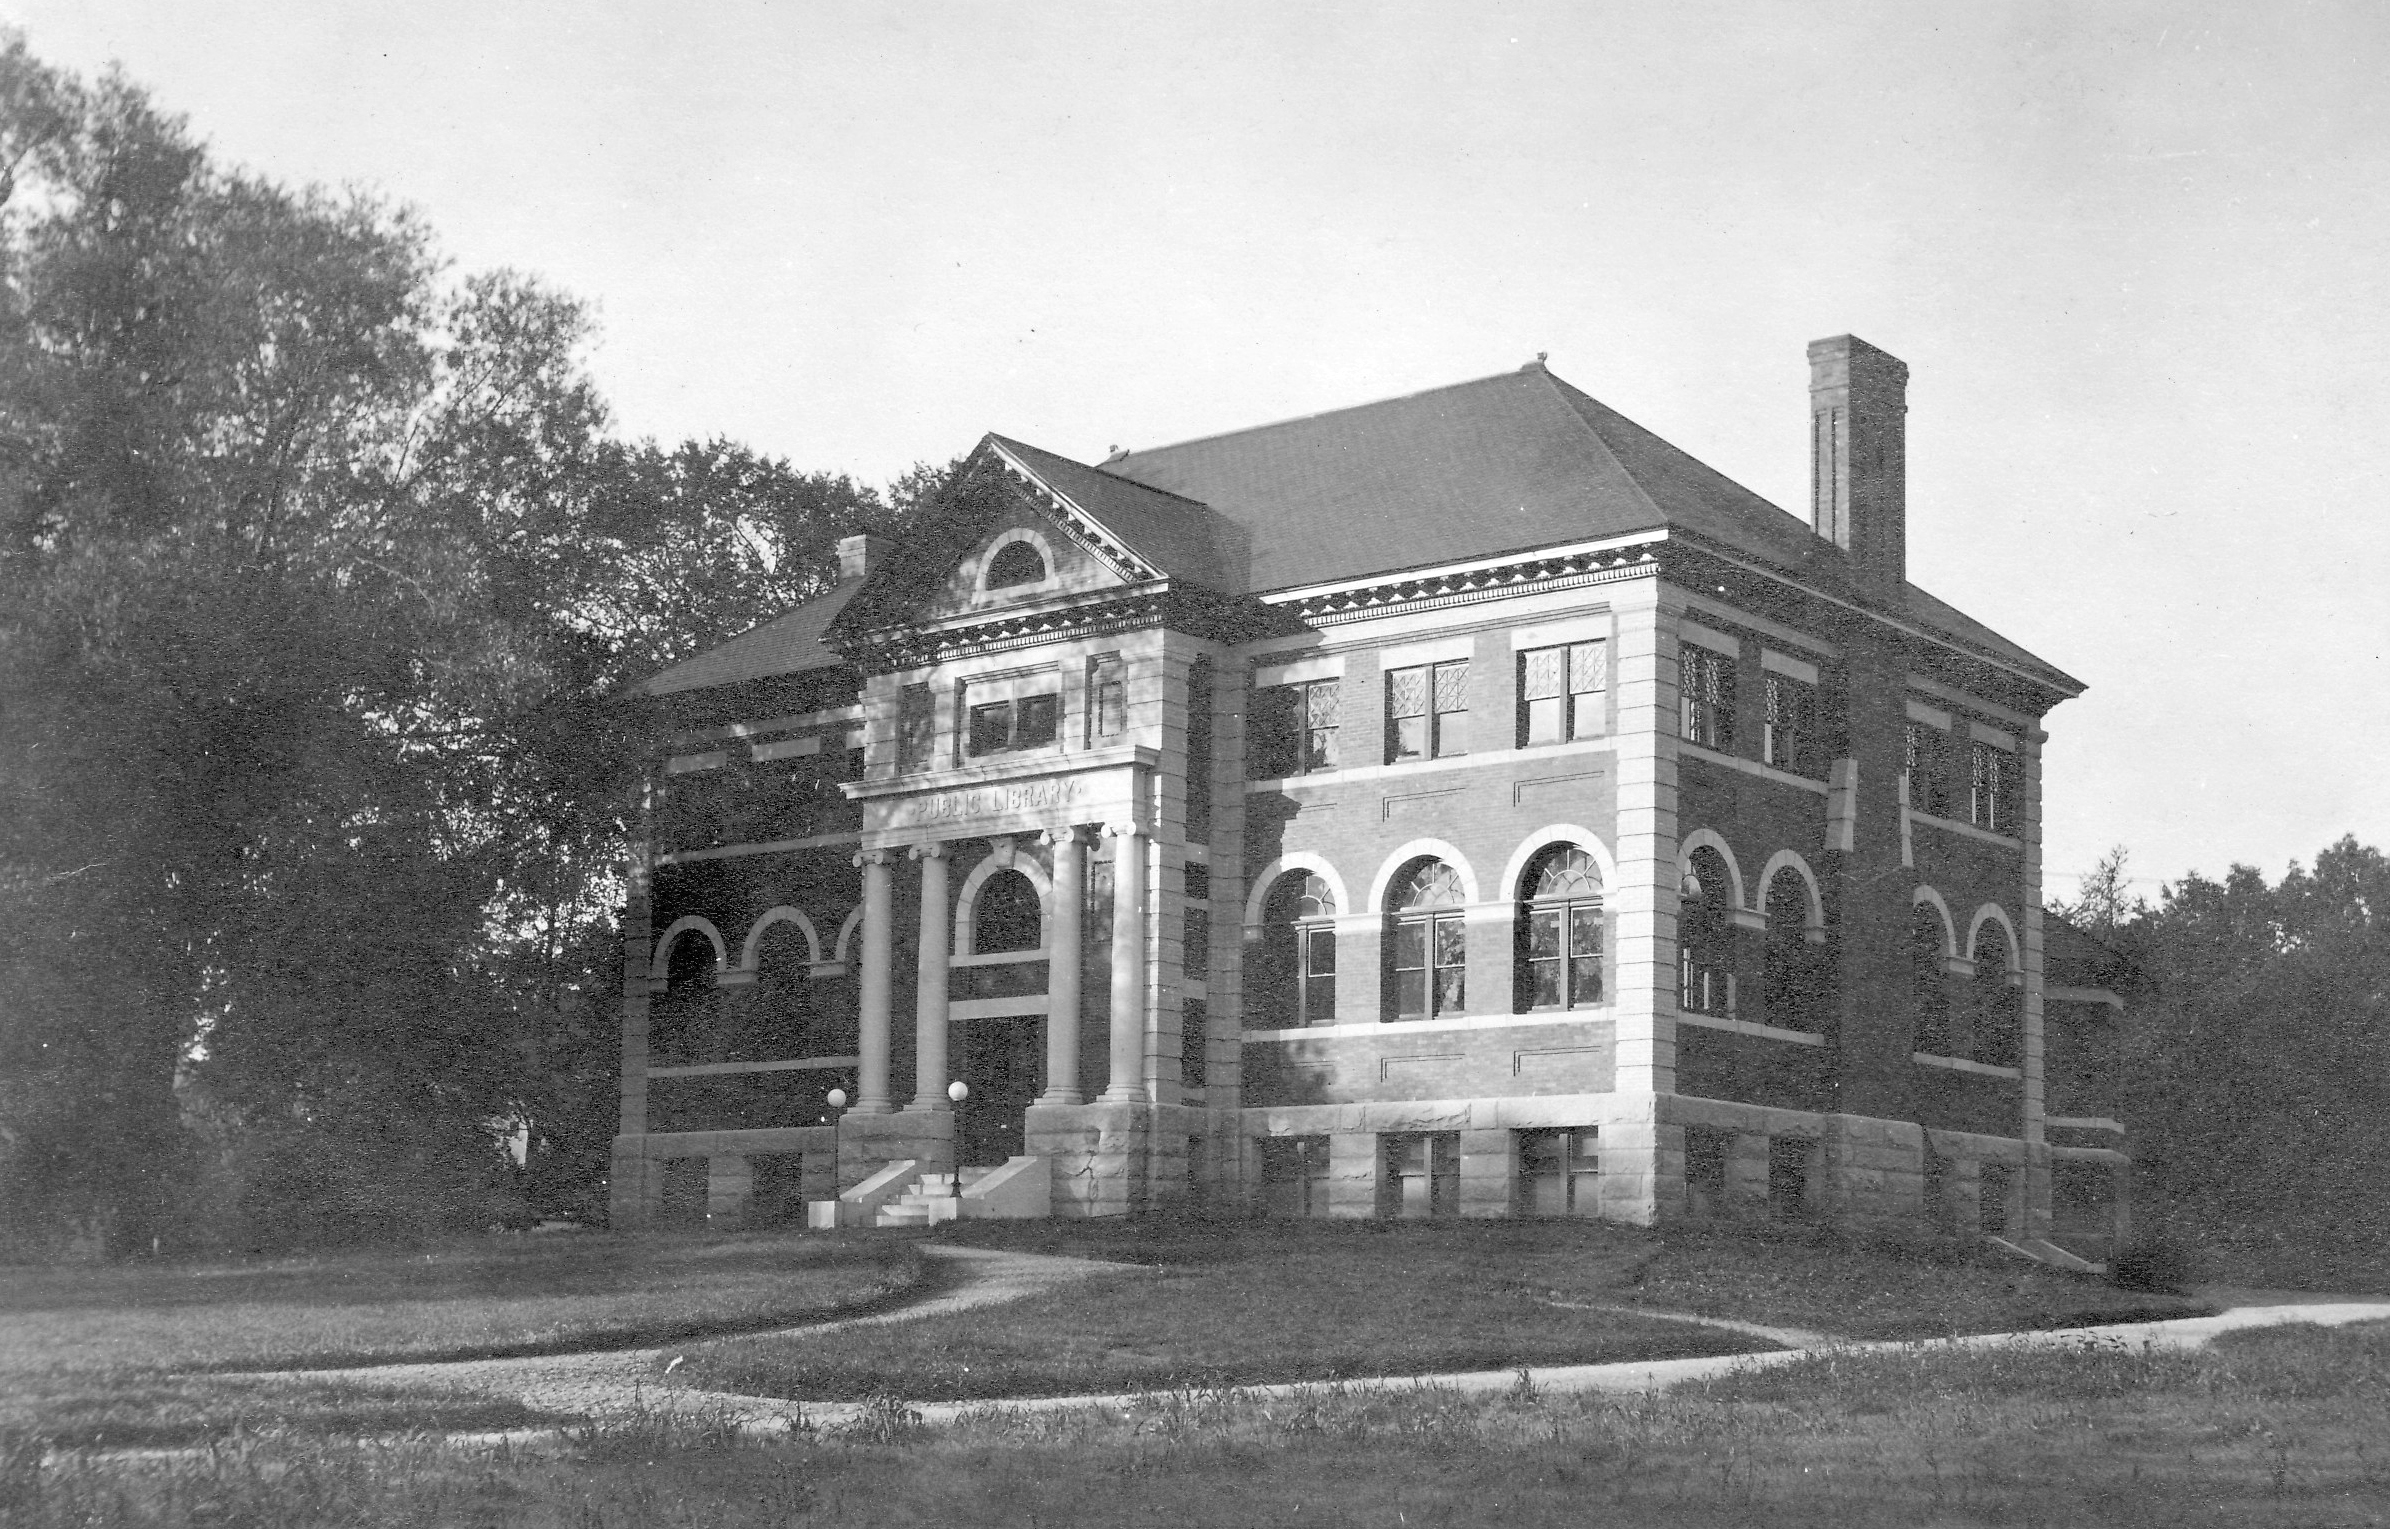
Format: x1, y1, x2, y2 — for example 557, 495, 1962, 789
974, 869, 1043, 954
1259, 872, 1338, 1028
1517, 846, 1603, 1011
1971, 923, 2019, 1067
653, 932, 719, 1066
1388, 859, 1467, 1020
1678, 847, 1732, 1015
1761, 868, 1819, 1031
987, 539, 1047, 588
1912, 904, 1951, 1055
746, 921, 821, 1059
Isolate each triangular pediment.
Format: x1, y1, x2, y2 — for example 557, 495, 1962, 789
828, 434, 1244, 650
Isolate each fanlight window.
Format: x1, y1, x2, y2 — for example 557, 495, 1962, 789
1520, 846, 1603, 1011
1389, 859, 1466, 1019
987, 539, 1047, 588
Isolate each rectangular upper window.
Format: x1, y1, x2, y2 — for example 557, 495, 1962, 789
1680, 645, 1735, 752
1905, 719, 1950, 816
1518, 641, 1606, 747
1762, 673, 1818, 777
1251, 677, 1339, 778
1387, 658, 1469, 764
961, 673, 1060, 757
897, 683, 936, 773
1087, 652, 1127, 742
1970, 741, 2016, 833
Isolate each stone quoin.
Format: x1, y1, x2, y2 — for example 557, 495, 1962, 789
607, 339, 2132, 1258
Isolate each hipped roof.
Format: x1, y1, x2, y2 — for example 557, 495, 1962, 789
628, 360, 2079, 697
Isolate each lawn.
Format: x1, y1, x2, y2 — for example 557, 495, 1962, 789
0, 1228, 923, 1375
12, 1320, 2388, 1526
668, 1214, 2212, 1402
0, 1228, 923, 1446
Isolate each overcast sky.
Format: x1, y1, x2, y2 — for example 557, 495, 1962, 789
10, 0, 2387, 903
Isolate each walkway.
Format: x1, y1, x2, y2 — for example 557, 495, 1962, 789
272, 1245, 2390, 1436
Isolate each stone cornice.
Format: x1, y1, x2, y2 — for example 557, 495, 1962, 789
1263, 537, 1666, 626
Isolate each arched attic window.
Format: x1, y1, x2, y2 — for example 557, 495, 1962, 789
1387, 859, 1467, 1020
1679, 847, 1732, 1016
987, 538, 1047, 589
974, 869, 1043, 954
1258, 872, 1338, 1028
1517, 846, 1603, 1012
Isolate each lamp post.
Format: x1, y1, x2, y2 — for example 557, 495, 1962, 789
947, 1081, 968, 1208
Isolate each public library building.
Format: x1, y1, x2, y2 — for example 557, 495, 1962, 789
609, 335, 2130, 1262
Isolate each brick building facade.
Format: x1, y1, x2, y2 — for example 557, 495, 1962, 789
608, 335, 2130, 1257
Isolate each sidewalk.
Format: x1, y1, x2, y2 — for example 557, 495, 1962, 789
680, 1294, 2390, 1433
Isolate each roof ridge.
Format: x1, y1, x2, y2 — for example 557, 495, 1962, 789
1116, 365, 1544, 461
1521, 365, 1671, 530
986, 433, 1218, 511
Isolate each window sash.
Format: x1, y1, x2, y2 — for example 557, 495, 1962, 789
1392, 911, 1465, 1018
1680, 647, 1735, 750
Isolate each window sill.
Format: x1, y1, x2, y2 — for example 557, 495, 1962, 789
1247, 736, 1617, 793
1243, 1009, 1615, 1042
1676, 1013, 1825, 1047
1908, 811, 2023, 851
1675, 742, 1831, 796
1911, 1051, 2022, 1080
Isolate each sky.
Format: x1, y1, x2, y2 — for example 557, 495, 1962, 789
9, 0, 2387, 903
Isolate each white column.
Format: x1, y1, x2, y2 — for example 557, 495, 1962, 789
1039, 825, 1086, 1105
853, 848, 896, 1113
910, 841, 950, 1110
1101, 821, 1148, 1103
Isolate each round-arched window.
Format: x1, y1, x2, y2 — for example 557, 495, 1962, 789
1388, 859, 1466, 1019
987, 539, 1047, 589
1971, 923, 2019, 1067
1679, 846, 1732, 1015
1519, 846, 1602, 1011
1912, 904, 1951, 1054
1261, 871, 1338, 1027
1762, 867, 1819, 1032
974, 869, 1043, 954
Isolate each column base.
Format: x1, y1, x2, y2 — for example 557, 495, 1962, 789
1033, 1089, 1086, 1107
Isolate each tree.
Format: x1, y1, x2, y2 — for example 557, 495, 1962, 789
0, 36, 920, 1254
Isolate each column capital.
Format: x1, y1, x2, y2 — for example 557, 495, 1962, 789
853, 848, 897, 869
908, 840, 948, 862
1040, 824, 1089, 847
1103, 820, 1143, 840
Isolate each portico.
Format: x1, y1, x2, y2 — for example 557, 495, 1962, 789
833, 748, 1163, 1213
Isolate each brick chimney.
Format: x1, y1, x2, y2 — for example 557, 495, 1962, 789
837, 533, 889, 581
1807, 336, 1908, 595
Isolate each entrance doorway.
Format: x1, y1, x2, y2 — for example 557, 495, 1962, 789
957, 1018, 1044, 1167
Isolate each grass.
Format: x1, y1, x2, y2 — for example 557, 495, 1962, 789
668, 1214, 2214, 1402
0, 1228, 923, 1374
10, 1320, 2388, 1526
0, 1228, 923, 1447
